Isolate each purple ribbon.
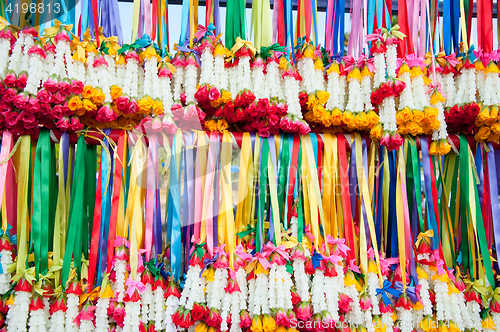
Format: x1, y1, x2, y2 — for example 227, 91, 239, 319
487, 143, 500, 264
199, 253, 219, 277
376, 280, 402, 305
176, 46, 201, 66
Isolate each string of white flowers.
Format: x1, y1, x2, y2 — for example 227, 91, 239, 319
85, 53, 98, 87
311, 270, 327, 314
324, 275, 340, 322
74, 60, 86, 82
104, 55, 116, 87
385, 45, 397, 78
456, 68, 476, 104
251, 61, 266, 99
381, 310, 394, 332
398, 72, 414, 110
266, 61, 284, 100
284, 76, 302, 118
52, 39, 69, 79
345, 283, 363, 325
0, 249, 12, 294
42, 49, 55, 83
252, 273, 270, 316
411, 74, 429, 111
7, 33, 24, 75
160, 75, 174, 116
137, 65, 145, 99
442, 73, 456, 107
483, 71, 498, 106
213, 55, 227, 91
172, 66, 185, 101
24, 52, 44, 95
247, 279, 256, 317
379, 97, 398, 132
396, 308, 413, 332
115, 61, 127, 87
367, 271, 380, 316
292, 257, 310, 302
184, 63, 198, 104
115, 259, 127, 302
141, 284, 153, 324
143, 58, 156, 99
298, 58, 316, 94
95, 298, 110, 332
360, 74, 373, 111
314, 66, 325, 91
449, 291, 469, 330
96, 62, 111, 103
326, 71, 341, 110
492, 312, 500, 332
165, 291, 180, 332
123, 300, 141, 332
432, 102, 448, 140
373, 53, 387, 87
65, 293, 80, 332
466, 301, 482, 331
346, 78, 363, 113
49, 308, 65, 332
199, 48, 214, 86
236, 56, 252, 93
20, 34, 34, 74
64, 48, 75, 81
208, 268, 228, 310
0, 36, 11, 78
433, 279, 453, 322
123, 56, 139, 98
27, 304, 48, 332
179, 265, 206, 310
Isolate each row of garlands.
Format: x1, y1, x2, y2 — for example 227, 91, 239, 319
1, 19, 500, 332
4, 20, 500, 155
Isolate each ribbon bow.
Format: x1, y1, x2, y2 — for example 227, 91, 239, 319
174, 44, 201, 65
415, 230, 434, 247
146, 259, 162, 281
348, 259, 360, 273
200, 253, 219, 277
43, 19, 75, 38
365, 30, 383, 42
235, 244, 252, 261
376, 280, 402, 305
0, 224, 16, 245
194, 23, 216, 40
245, 252, 271, 273
190, 236, 206, 259
406, 284, 422, 304
326, 236, 351, 256
322, 254, 341, 264
380, 24, 406, 42
312, 251, 323, 269
125, 278, 146, 297
236, 225, 256, 238
459, 45, 477, 63
114, 236, 130, 248
304, 224, 315, 242
260, 43, 286, 60
12, 267, 36, 284
426, 82, 446, 100
380, 257, 399, 274
464, 279, 488, 296
489, 286, 500, 303
118, 34, 153, 55
231, 37, 257, 56
263, 242, 290, 260
79, 287, 101, 305
294, 36, 307, 53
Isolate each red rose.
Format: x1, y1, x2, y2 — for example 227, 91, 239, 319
18, 110, 35, 125
268, 113, 280, 126
4, 111, 18, 127
36, 89, 52, 104
70, 117, 83, 131
299, 91, 308, 108
339, 294, 353, 314
370, 90, 383, 106
26, 97, 40, 114
116, 96, 129, 112
194, 85, 209, 103
463, 103, 480, 123
13, 93, 29, 110
191, 303, 209, 321
51, 91, 65, 105
2, 88, 16, 104
56, 117, 71, 131
257, 98, 270, 113
392, 79, 406, 95
43, 76, 59, 93
71, 80, 84, 95
3, 72, 16, 87
377, 82, 393, 99
59, 79, 72, 96
206, 308, 222, 327
15, 72, 27, 89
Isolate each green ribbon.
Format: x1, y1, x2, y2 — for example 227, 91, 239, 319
225, 0, 246, 48
146, 259, 161, 281
257, 137, 270, 251
61, 136, 87, 288
459, 135, 470, 272
192, 242, 206, 260
297, 141, 304, 243
31, 129, 52, 279
260, 43, 286, 60
117, 34, 153, 54
83, 145, 97, 260
277, 134, 290, 224
407, 138, 425, 233
236, 225, 256, 238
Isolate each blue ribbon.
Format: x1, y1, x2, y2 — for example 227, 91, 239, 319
443, 0, 451, 54
459, 45, 476, 63
376, 280, 402, 305
198, 23, 216, 40
406, 285, 419, 304
312, 251, 323, 269
168, 134, 182, 282
420, 137, 440, 251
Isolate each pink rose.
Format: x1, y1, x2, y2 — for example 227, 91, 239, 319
70, 117, 83, 131
56, 117, 71, 131
44, 76, 59, 93
15, 72, 27, 89
96, 104, 118, 122
276, 102, 287, 116
4, 111, 18, 127
51, 91, 65, 104
18, 110, 35, 125
208, 86, 221, 101
71, 80, 84, 95
3, 72, 16, 87
36, 89, 52, 104
13, 93, 29, 110
52, 105, 64, 120
28, 45, 46, 59
2, 88, 16, 104
128, 99, 138, 114
54, 32, 71, 44
26, 97, 40, 114
257, 98, 269, 113
116, 96, 129, 112
44, 42, 56, 53
59, 79, 72, 96
151, 117, 162, 132
194, 85, 209, 103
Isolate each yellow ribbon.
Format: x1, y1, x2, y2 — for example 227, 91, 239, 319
464, 279, 488, 296
424, 51, 446, 66
0, 16, 19, 33
231, 37, 257, 57
16, 136, 31, 275
43, 19, 75, 38
80, 286, 101, 305
220, 132, 236, 268
416, 230, 434, 247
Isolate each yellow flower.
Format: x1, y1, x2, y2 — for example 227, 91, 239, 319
429, 141, 438, 155
490, 105, 499, 118
370, 123, 383, 140
447, 282, 460, 295
138, 96, 154, 113
417, 266, 429, 279
475, 117, 485, 128
367, 260, 378, 273
413, 301, 424, 311
153, 99, 164, 116
205, 120, 218, 132
82, 85, 95, 99
410, 66, 423, 77
398, 63, 411, 76
406, 122, 424, 136
195, 322, 209, 332
83, 99, 97, 112
483, 317, 496, 330
438, 321, 450, 332
208, 327, 218, 332
478, 107, 491, 122
475, 126, 491, 142
367, 110, 380, 126
100, 283, 115, 299
491, 122, 500, 134
68, 95, 83, 111
437, 141, 451, 155
217, 119, 229, 131
413, 110, 425, 123
356, 113, 370, 130
348, 67, 362, 81
343, 111, 355, 128
91, 88, 106, 105
307, 94, 318, 110
424, 107, 438, 118
398, 123, 407, 134
314, 57, 324, 70
255, 263, 269, 275
448, 322, 460, 332
275, 326, 287, 332
488, 132, 500, 142
330, 108, 343, 126
201, 267, 215, 281
251, 315, 264, 332
316, 90, 330, 105
430, 91, 445, 105
373, 316, 387, 332
313, 104, 327, 119
420, 316, 437, 332
262, 314, 276, 332
110, 85, 122, 100
221, 90, 232, 103
279, 56, 288, 69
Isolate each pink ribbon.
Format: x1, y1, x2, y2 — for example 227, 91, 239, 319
435, 258, 446, 275
380, 257, 399, 274
263, 242, 290, 260
253, 252, 271, 270
137, 248, 147, 269
114, 236, 130, 248
322, 254, 341, 264
326, 235, 351, 256
73, 306, 97, 325
125, 278, 147, 297
367, 247, 375, 260
447, 269, 456, 282
444, 54, 460, 67
348, 259, 360, 273
365, 31, 382, 42
235, 244, 252, 261
304, 224, 315, 242
214, 244, 227, 258
426, 82, 446, 99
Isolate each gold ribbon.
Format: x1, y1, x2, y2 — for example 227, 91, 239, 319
231, 37, 257, 57
424, 51, 446, 66
43, 19, 75, 38
415, 230, 434, 247
464, 279, 488, 296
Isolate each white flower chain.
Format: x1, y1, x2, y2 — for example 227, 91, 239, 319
65, 293, 80, 332
0, 250, 12, 294
284, 77, 302, 118
200, 48, 214, 86
213, 56, 227, 91
0, 38, 12, 78
173, 66, 185, 101
184, 64, 198, 104
266, 62, 284, 100
49, 310, 65, 332
373, 53, 387, 87
8, 34, 25, 75
95, 298, 110, 332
